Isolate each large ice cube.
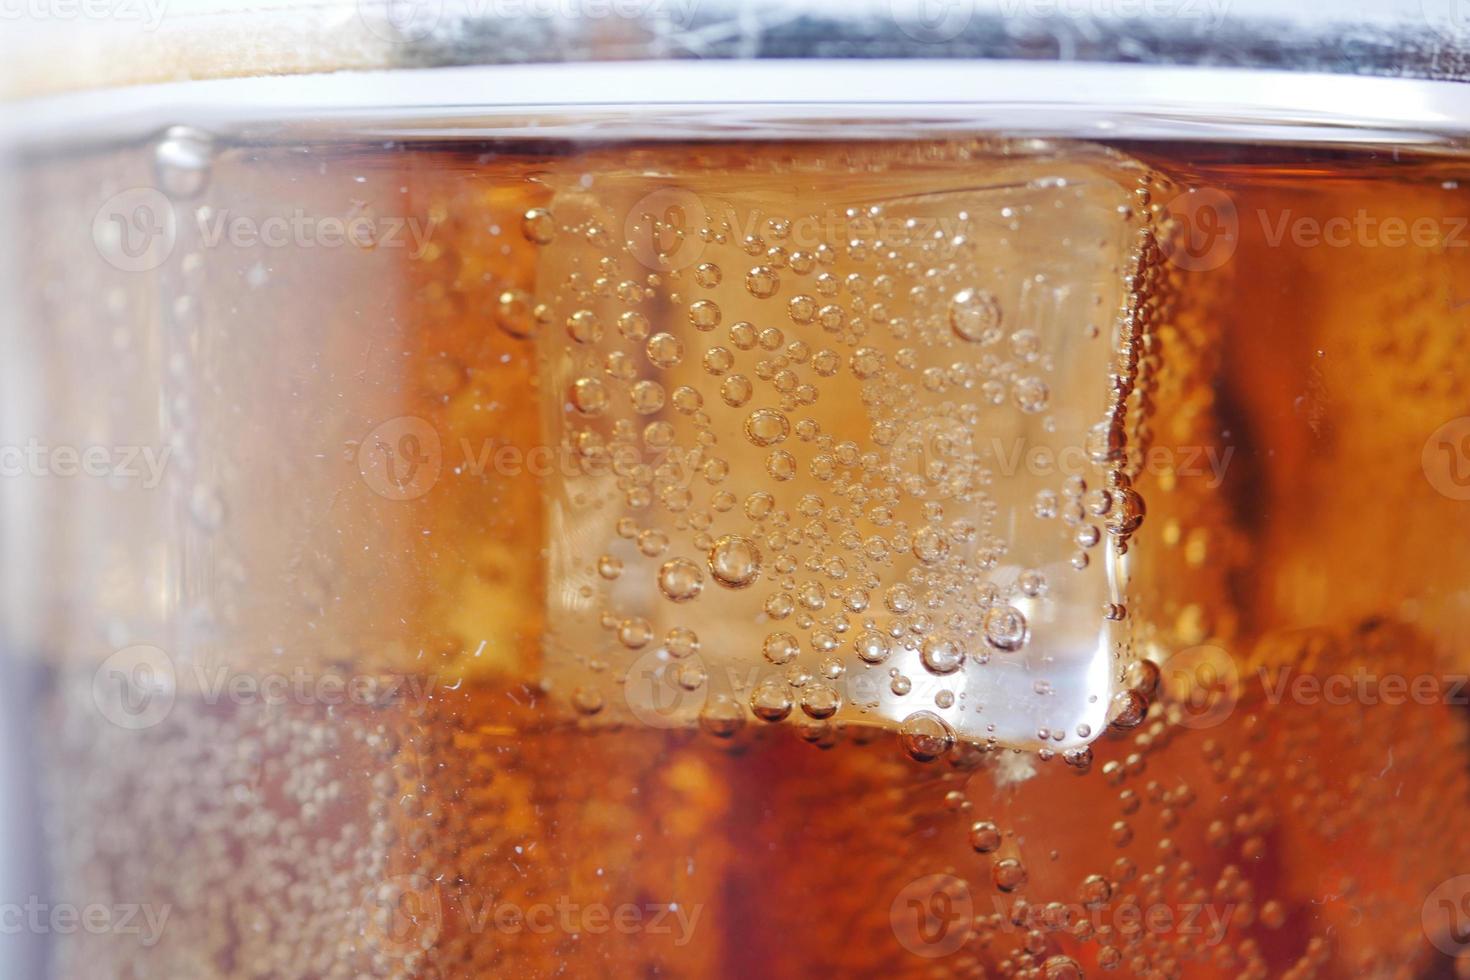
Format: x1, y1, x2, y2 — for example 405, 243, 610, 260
536, 140, 1151, 751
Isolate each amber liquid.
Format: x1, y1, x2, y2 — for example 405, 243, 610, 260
10, 134, 1470, 979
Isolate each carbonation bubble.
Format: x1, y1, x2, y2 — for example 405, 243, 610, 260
618, 310, 650, 341
787, 295, 817, 324
694, 262, 722, 288
521, 208, 556, 245
744, 492, 774, 520
969, 821, 1001, 853
1041, 955, 1082, 979
1017, 569, 1047, 597
689, 299, 721, 330
983, 605, 1028, 651
630, 380, 665, 414
766, 451, 797, 481
572, 686, 604, 715
597, 555, 623, 579
665, 627, 700, 658
704, 346, 734, 374
744, 408, 790, 447
763, 632, 799, 665
855, 631, 890, 665
1079, 874, 1112, 907
1105, 485, 1147, 536
750, 679, 793, 722
746, 266, 780, 298
912, 526, 950, 564
920, 635, 966, 675
721, 375, 753, 407
1013, 376, 1050, 414
699, 695, 744, 738
566, 310, 602, 343
569, 377, 609, 416
949, 288, 1003, 343
992, 858, 1028, 893
495, 289, 536, 338
618, 618, 653, 649
658, 558, 704, 602
800, 684, 841, 719
899, 711, 956, 762
708, 534, 761, 589
1107, 689, 1148, 730
646, 332, 684, 368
